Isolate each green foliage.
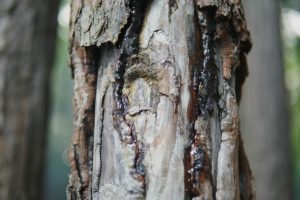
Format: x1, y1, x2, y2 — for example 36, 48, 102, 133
285, 39, 300, 199
283, 12, 300, 199
282, 0, 300, 11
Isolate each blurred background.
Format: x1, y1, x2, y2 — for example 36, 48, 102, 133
0, 0, 299, 199
42, 1, 71, 199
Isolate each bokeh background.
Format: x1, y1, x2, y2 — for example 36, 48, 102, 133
42, 0, 300, 199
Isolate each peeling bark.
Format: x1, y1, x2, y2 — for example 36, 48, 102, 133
67, 45, 99, 199
68, 0, 255, 199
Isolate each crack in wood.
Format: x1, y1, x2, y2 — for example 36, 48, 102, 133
67, 45, 100, 200
111, 0, 150, 193
113, 0, 149, 116
185, 4, 217, 199
194, 6, 218, 119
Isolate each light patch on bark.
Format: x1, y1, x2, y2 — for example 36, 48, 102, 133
216, 89, 240, 200
75, 0, 130, 46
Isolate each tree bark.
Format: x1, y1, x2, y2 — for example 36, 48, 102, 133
0, 0, 59, 199
67, 0, 255, 199
240, 0, 293, 199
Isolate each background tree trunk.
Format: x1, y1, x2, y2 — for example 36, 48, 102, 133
240, 0, 293, 199
67, 0, 255, 199
0, 0, 59, 199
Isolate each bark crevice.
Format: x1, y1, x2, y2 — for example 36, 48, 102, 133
68, 0, 255, 199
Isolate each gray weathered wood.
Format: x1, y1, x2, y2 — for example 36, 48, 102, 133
68, 0, 255, 199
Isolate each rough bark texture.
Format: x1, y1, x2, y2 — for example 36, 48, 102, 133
0, 0, 59, 199
240, 0, 293, 199
67, 0, 255, 199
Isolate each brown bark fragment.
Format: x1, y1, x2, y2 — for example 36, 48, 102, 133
67, 45, 98, 199
196, 0, 218, 8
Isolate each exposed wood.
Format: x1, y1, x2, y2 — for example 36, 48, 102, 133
68, 0, 255, 199
0, 0, 59, 199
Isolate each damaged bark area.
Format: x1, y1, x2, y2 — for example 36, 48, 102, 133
67, 44, 99, 199
68, 0, 255, 199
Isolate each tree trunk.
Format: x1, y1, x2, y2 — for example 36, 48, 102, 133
0, 0, 59, 199
67, 0, 255, 199
240, 0, 293, 199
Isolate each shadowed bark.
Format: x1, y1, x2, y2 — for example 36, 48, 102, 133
67, 0, 255, 199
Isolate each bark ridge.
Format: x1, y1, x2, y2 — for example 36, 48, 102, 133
67, 0, 255, 199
